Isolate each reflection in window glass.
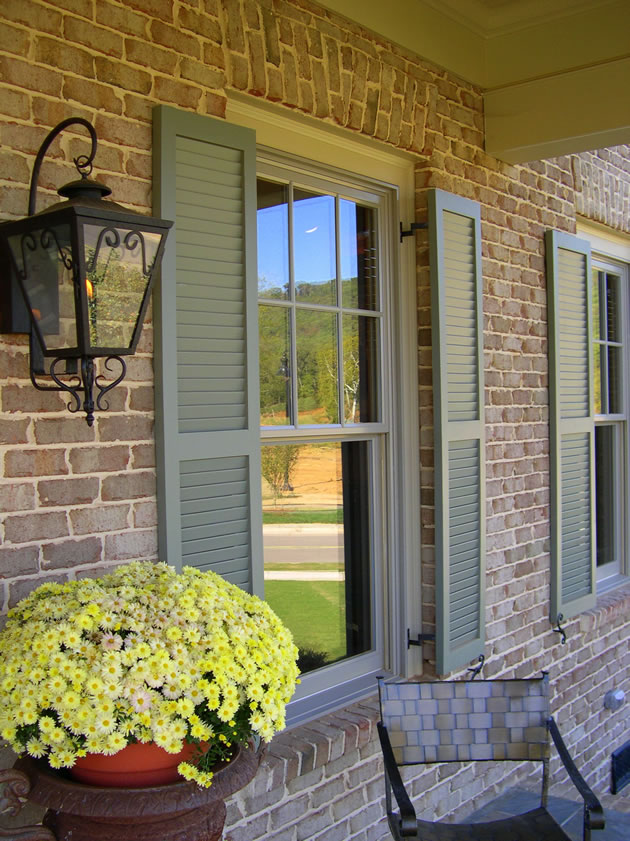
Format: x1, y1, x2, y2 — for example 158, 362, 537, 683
592, 269, 600, 341
261, 441, 372, 673
609, 346, 621, 414
595, 425, 616, 567
294, 190, 336, 305
340, 200, 378, 310
259, 305, 291, 426
592, 260, 626, 586
593, 269, 623, 416
296, 309, 338, 424
342, 314, 379, 423
593, 341, 602, 414
257, 179, 289, 299
607, 274, 620, 342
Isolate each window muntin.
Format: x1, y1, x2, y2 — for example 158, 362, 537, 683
256, 164, 390, 691
592, 259, 628, 586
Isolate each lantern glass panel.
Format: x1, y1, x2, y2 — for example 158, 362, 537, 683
8, 222, 78, 352
83, 224, 162, 349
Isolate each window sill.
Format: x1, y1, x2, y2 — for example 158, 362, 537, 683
579, 578, 630, 633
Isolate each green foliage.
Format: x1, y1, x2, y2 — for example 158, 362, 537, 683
261, 445, 300, 504
296, 647, 330, 673
262, 508, 343, 525
258, 279, 365, 424
264, 580, 346, 667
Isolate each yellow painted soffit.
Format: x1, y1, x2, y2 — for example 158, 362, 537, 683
318, 0, 629, 91
316, 0, 487, 85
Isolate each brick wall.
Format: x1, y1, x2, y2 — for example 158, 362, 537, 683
1, 1, 630, 837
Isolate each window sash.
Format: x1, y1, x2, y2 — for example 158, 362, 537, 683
592, 255, 629, 586
256, 154, 398, 718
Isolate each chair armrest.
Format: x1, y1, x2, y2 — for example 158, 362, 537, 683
548, 717, 605, 832
377, 721, 417, 837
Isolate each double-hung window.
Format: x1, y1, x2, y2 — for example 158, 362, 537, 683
256, 159, 391, 718
547, 228, 630, 621
592, 255, 629, 589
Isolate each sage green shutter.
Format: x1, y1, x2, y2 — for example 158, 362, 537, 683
546, 230, 595, 620
152, 106, 263, 594
429, 189, 485, 674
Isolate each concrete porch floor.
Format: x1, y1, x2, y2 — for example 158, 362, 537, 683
466, 786, 630, 840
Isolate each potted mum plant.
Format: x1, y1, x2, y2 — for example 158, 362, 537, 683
0, 561, 299, 791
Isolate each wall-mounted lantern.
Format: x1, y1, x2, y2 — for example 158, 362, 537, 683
0, 118, 172, 425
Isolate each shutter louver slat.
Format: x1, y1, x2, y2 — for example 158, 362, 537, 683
546, 230, 595, 620
178, 455, 251, 585
448, 439, 481, 648
154, 106, 263, 594
430, 189, 485, 674
173, 135, 247, 434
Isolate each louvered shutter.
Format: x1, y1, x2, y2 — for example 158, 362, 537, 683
429, 189, 485, 674
152, 106, 263, 594
546, 230, 595, 620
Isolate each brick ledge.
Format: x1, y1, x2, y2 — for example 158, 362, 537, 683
580, 579, 630, 632
252, 695, 381, 792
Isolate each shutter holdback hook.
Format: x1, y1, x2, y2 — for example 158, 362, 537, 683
467, 654, 485, 680
553, 613, 567, 645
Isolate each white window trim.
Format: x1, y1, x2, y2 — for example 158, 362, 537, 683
578, 218, 630, 592
226, 95, 423, 705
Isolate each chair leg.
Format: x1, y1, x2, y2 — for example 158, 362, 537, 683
541, 757, 550, 809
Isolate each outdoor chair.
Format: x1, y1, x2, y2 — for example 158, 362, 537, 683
377, 674, 605, 841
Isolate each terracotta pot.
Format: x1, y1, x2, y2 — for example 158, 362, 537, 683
70, 741, 202, 787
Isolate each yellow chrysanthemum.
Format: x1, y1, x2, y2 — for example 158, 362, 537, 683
0, 561, 299, 789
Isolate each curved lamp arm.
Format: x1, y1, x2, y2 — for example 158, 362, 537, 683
28, 117, 98, 217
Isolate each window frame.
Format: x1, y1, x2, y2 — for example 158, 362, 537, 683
255, 150, 405, 722
576, 219, 630, 595
592, 253, 630, 590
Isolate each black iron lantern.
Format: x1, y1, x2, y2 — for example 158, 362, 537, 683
0, 118, 172, 425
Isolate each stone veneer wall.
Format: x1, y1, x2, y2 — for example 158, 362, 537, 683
1, 1, 630, 838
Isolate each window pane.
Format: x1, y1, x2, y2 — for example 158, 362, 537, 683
259, 305, 291, 426
261, 441, 372, 673
595, 425, 616, 567
606, 272, 620, 342
257, 179, 289, 299
296, 309, 338, 424
593, 342, 602, 415
294, 189, 336, 305
340, 200, 378, 310
608, 346, 622, 414
342, 314, 379, 423
592, 269, 601, 341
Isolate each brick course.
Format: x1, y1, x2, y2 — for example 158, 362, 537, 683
1, 0, 629, 836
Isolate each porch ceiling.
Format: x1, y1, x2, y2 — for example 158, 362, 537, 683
319, 0, 630, 163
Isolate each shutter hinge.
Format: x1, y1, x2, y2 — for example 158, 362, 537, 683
407, 628, 435, 648
400, 221, 428, 243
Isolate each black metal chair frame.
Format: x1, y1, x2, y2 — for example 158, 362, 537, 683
377, 675, 605, 841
